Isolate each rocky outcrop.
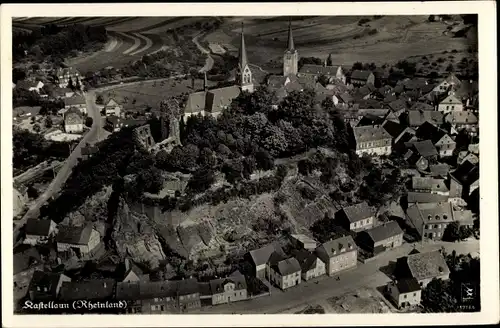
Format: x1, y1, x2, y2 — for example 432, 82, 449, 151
112, 197, 166, 270
13, 188, 28, 217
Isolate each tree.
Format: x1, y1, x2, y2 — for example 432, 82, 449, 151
33, 123, 41, 133
96, 94, 104, 105
352, 62, 363, 71
442, 222, 460, 242
326, 54, 333, 66
255, 150, 274, 171
85, 117, 93, 127
446, 64, 455, 72
75, 77, 81, 90
187, 168, 215, 193
68, 77, 74, 90
44, 116, 53, 128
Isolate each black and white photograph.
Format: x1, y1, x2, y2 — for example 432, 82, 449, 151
1, 2, 498, 327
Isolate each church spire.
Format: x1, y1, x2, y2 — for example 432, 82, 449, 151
287, 18, 295, 51
239, 22, 248, 70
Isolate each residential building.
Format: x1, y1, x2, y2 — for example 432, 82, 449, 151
406, 192, 449, 206
405, 202, 455, 240
315, 235, 358, 276
395, 250, 450, 288
13, 106, 42, 122
432, 73, 461, 94
283, 21, 299, 77
293, 249, 326, 281
267, 252, 302, 290
104, 98, 123, 117
429, 164, 451, 178
23, 218, 58, 246
81, 145, 99, 160
55, 224, 101, 257
404, 140, 439, 167
449, 160, 479, 199
63, 95, 87, 114
59, 279, 116, 304
290, 234, 317, 251
105, 115, 147, 132
444, 111, 478, 136
16, 80, 44, 93
356, 221, 404, 255
14, 246, 43, 304
209, 271, 248, 305
298, 64, 347, 84
353, 125, 392, 157
116, 258, 150, 283
177, 278, 202, 311
382, 120, 416, 146
437, 93, 463, 114
388, 99, 408, 117
416, 121, 456, 157
56, 67, 80, 88
386, 278, 422, 309
247, 242, 286, 279
28, 271, 71, 301
350, 70, 375, 86
411, 177, 449, 196
53, 88, 74, 99
64, 107, 84, 134
337, 202, 375, 232
457, 151, 479, 166
453, 209, 475, 228
406, 110, 444, 128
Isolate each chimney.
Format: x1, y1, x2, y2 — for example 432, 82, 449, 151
124, 258, 130, 271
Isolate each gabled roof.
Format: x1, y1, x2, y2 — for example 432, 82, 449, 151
351, 70, 373, 81
407, 192, 449, 204
453, 209, 474, 225
363, 221, 403, 243
299, 64, 343, 77
439, 93, 462, 105
406, 250, 450, 281
205, 86, 241, 113
429, 164, 450, 177
55, 225, 94, 245
382, 120, 406, 139
316, 235, 357, 258
341, 202, 374, 223
270, 257, 301, 276
293, 249, 319, 272
267, 75, 288, 89
410, 140, 439, 158
388, 99, 407, 112
13, 106, 42, 117
248, 242, 285, 267
406, 202, 454, 229
353, 125, 392, 143
411, 177, 449, 193
445, 111, 478, 125
13, 246, 41, 275
184, 91, 206, 114
408, 110, 444, 127
25, 218, 53, 236
338, 92, 353, 103
450, 160, 479, 186
209, 271, 247, 294
16, 80, 39, 89
105, 98, 121, 108
395, 277, 421, 293
64, 95, 86, 106
29, 271, 69, 298
60, 279, 116, 301
291, 234, 317, 246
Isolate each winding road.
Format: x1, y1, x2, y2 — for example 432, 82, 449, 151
119, 31, 142, 55
13, 91, 106, 244
192, 32, 214, 73
130, 33, 153, 56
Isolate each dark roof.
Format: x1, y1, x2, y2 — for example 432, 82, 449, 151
395, 277, 421, 293
116, 282, 141, 300
81, 145, 99, 156
410, 140, 439, 158
13, 106, 42, 117
429, 164, 450, 177
138, 281, 177, 299
59, 279, 116, 301
338, 92, 353, 103
248, 242, 285, 267
341, 202, 374, 223
16, 80, 39, 89
416, 121, 448, 144
450, 160, 479, 185
293, 249, 319, 272
299, 64, 343, 77
209, 271, 247, 294
407, 192, 449, 204
351, 70, 373, 81
55, 225, 93, 245
382, 120, 406, 139
205, 86, 241, 113
406, 250, 450, 281
270, 257, 302, 276
64, 95, 86, 106
353, 125, 392, 144
177, 278, 200, 296
13, 246, 41, 275
364, 221, 404, 243
29, 271, 68, 298
25, 218, 52, 236
316, 235, 357, 258
388, 99, 407, 112
411, 177, 449, 193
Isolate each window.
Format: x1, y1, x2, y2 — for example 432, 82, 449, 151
451, 106, 454, 110
413, 293, 417, 296
404, 294, 407, 299
446, 106, 449, 110
434, 224, 438, 228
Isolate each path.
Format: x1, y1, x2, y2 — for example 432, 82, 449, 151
129, 33, 153, 56
192, 32, 214, 73
190, 240, 479, 314
118, 31, 141, 55
13, 91, 106, 244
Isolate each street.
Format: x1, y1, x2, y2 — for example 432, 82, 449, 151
192, 32, 214, 73
190, 240, 479, 314
13, 91, 106, 242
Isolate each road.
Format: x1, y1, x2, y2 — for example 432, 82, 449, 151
13, 91, 106, 243
192, 32, 214, 73
190, 240, 479, 314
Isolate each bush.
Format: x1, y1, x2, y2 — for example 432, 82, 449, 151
85, 117, 93, 127
358, 18, 371, 26
368, 29, 378, 35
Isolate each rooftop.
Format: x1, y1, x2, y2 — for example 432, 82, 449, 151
293, 249, 319, 272
408, 110, 444, 127
450, 160, 479, 185
353, 126, 391, 144
60, 279, 116, 301
407, 192, 449, 204
271, 257, 302, 276
364, 221, 403, 243
25, 218, 53, 236
55, 225, 94, 245
445, 111, 478, 125
209, 271, 247, 294
299, 64, 343, 77
351, 70, 373, 81
407, 250, 450, 281
341, 202, 374, 223
316, 235, 357, 258
395, 277, 421, 293
411, 177, 449, 193
248, 242, 285, 267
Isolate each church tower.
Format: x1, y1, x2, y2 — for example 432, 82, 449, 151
237, 23, 254, 93
283, 19, 298, 77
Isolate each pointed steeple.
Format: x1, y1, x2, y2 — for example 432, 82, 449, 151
239, 22, 248, 70
287, 18, 295, 51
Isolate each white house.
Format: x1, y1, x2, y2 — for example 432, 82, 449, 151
55, 225, 101, 257
64, 107, 84, 134
386, 278, 422, 309
267, 253, 302, 290
23, 218, 58, 246
437, 93, 463, 114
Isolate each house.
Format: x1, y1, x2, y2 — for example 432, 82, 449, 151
23, 218, 58, 246
411, 177, 449, 195
315, 235, 357, 276
183, 86, 241, 122
14, 246, 43, 303
382, 120, 416, 145
59, 279, 116, 303
55, 224, 101, 257
337, 202, 375, 232
56, 67, 80, 88
453, 209, 475, 228
437, 93, 463, 114
444, 111, 478, 136
356, 221, 404, 255
352, 125, 392, 157
64, 107, 84, 134
457, 151, 479, 166
350, 70, 375, 86
432, 73, 461, 94
429, 164, 451, 178
293, 249, 326, 281
13, 106, 42, 122
247, 242, 286, 279
116, 258, 150, 282
28, 271, 71, 301
404, 140, 439, 167
53, 87, 74, 99
388, 99, 408, 116
386, 278, 422, 309
290, 234, 317, 251
406, 192, 449, 206
63, 95, 87, 114
298, 64, 347, 84
209, 271, 248, 305
416, 122, 456, 157
172, 278, 202, 312
267, 252, 302, 290
16, 79, 44, 93
449, 160, 479, 199
407, 110, 444, 128
405, 202, 454, 240
104, 98, 123, 117
105, 115, 147, 132
395, 250, 450, 287
81, 145, 99, 160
